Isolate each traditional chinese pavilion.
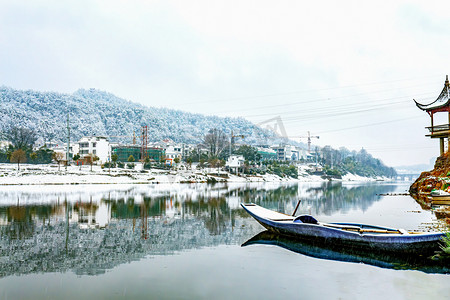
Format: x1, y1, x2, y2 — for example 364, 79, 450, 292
415, 75, 450, 155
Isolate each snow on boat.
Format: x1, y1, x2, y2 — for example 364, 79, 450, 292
241, 203, 445, 253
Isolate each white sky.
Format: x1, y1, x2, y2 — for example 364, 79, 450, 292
1, 0, 450, 167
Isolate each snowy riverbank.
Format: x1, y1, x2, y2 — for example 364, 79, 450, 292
0, 163, 390, 185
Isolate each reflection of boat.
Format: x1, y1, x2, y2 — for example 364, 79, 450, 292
241, 203, 444, 253
242, 231, 450, 274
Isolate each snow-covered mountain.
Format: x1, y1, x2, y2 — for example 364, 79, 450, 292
0, 86, 283, 146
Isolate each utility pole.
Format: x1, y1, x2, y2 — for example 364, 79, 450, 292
66, 113, 70, 171
141, 126, 148, 162
230, 130, 245, 157
182, 143, 185, 162
229, 130, 233, 157
315, 147, 318, 168
331, 152, 333, 169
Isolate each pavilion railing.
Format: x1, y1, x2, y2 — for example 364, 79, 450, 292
426, 124, 450, 133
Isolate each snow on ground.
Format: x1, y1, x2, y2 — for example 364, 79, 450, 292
0, 163, 294, 185
0, 163, 388, 185
341, 173, 389, 182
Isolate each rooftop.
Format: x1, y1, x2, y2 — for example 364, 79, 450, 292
415, 75, 450, 112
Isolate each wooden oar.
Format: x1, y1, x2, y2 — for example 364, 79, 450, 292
358, 229, 401, 234
322, 223, 401, 234
322, 223, 426, 235
292, 199, 301, 216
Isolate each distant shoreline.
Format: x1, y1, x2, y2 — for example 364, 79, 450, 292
0, 163, 390, 185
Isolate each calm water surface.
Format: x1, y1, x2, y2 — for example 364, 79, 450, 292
0, 182, 449, 299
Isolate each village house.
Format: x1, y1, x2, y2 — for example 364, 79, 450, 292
226, 155, 245, 174
153, 139, 184, 166
271, 144, 301, 161
77, 136, 110, 164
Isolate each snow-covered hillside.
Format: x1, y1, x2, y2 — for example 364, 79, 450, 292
0, 86, 283, 145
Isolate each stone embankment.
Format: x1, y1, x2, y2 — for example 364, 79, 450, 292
410, 153, 450, 213
410, 153, 450, 194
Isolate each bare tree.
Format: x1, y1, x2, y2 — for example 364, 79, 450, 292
10, 149, 27, 170
6, 127, 37, 150
203, 128, 229, 158
52, 152, 65, 171
84, 154, 100, 171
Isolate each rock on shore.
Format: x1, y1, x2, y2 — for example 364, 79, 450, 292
410, 152, 450, 204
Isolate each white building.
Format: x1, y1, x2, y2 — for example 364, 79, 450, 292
77, 136, 110, 164
0, 140, 12, 149
271, 145, 297, 161
165, 145, 183, 161
155, 139, 184, 165
226, 155, 245, 174
46, 142, 80, 163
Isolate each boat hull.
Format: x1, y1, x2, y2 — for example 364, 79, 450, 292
432, 195, 450, 205
241, 203, 444, 253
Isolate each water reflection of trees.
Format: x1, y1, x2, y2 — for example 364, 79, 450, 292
300, 182, 397, 216
0, 206, 39, 239
0, 183, 407, 278
0, 183, 399, 240
248, 182, 397, 216
227, 185, 299, 204
183, 196, 230, 236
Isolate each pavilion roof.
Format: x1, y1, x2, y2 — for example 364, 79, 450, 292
415, 75, 450, 111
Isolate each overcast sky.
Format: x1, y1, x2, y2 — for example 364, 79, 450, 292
1, 0, 450, 167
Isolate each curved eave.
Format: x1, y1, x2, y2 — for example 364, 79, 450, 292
414, 99, 450, 111
415, 79, 450, 112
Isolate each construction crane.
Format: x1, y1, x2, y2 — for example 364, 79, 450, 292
295, 131, 319, 153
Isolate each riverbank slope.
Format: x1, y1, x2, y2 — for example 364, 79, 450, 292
0, 163, 388, 185
410, 152, 450, 204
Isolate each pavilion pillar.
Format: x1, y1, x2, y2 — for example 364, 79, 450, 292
431, 113, 434, 130
448, 110, 450, 153
441, 138, 445, 155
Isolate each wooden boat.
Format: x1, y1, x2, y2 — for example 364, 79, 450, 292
241, 203, 445, 253
431, 190, 450, 204
432, 198, 450, 205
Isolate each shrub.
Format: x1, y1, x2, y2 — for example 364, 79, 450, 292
103, 162, 114, 169
440, 232, 450, 255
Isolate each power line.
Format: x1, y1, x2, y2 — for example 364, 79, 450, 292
315, 116, 422, 134
245, 96, 417, 120
175, 74, 442, 108
365, 146, 436, 153
214, 83, 437, 116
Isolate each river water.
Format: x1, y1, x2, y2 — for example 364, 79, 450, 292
0, 182, 449, 299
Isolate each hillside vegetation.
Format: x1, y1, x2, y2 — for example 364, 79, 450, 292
0, 86, 396, 178
0, 87, 279, 145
